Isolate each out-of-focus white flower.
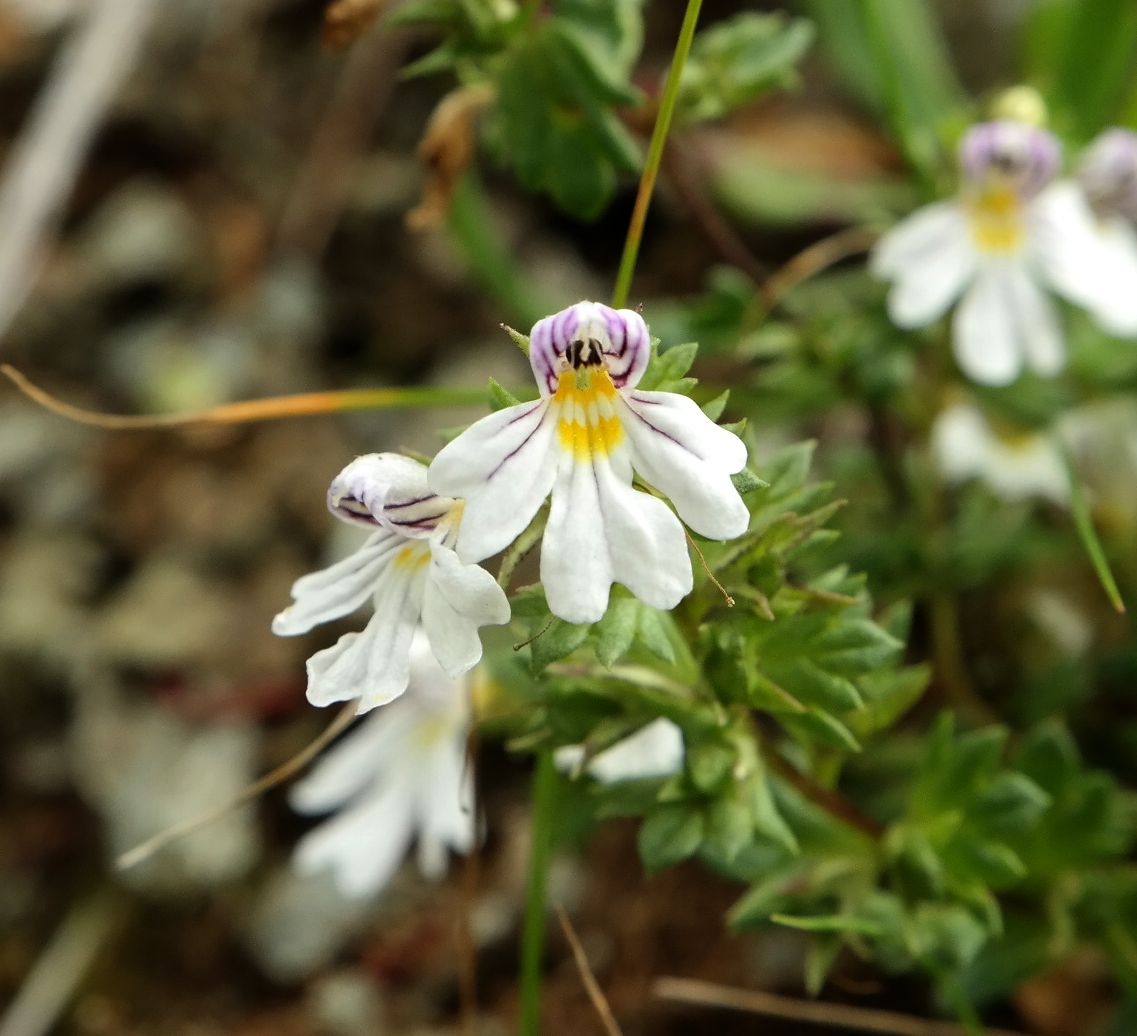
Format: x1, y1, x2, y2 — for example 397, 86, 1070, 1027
1077, 127, 1137, 333
290, 637, 475, 900
872, 120, 1137, 386
930, 401, 1067, 504
554, 718, 684, 783
429, 301, 750, 625
273, 453, 510, 713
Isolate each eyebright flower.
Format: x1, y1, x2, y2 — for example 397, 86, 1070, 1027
273, 453, 510, 713
931, 401, 1067, 504
872, 120, 1137, 386
1076, 128, 1137, 333
290, 636, 475, 899
428, 301, 750, 625
554, 718, 684, 783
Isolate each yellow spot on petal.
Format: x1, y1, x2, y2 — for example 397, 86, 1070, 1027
394, 544, 430, 570
553, 367, 624, 460
967, 184, 1025, 254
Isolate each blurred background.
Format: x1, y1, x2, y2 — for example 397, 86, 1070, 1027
0, 1, 1134, 1034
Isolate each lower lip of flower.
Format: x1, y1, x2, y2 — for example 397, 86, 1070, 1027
553, 368, 625, 460
394, 544, 431, 570
967, 185, 1025, 254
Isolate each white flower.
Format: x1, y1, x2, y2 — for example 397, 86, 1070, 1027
1076, 128, 1137, 335
273, 453, 510, 713
931, 402, 1067, 504
554, 718, 684, 783
428, 302, 750, 625
872, 120, 1137, 386
289, 636, 475, 899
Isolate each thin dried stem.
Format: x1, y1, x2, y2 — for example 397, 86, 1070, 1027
1, 364, 485, 429
654, 977, 1028, 1036
686, 530, 734, 607
759, 226, 879, 311
556, 907, 622, 1036
116, 702, 357, 871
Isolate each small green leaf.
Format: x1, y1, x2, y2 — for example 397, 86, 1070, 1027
529, 618, 592, 673
704, 796, 754, 864
594, 595, 639, 666
638, 804, 705, 873
701, 389, 730, 421
488, 377, 522, 411
636, 607, 677, 663
771, 913, 883, 937
731, 467, 768, 494
687, 737, 736, 793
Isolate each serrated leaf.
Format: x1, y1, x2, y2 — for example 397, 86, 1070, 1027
635, 607, 676, 663
705, 796, 753, 864
638, 803, 704, 873
973, 772, 1052, 836
701, 389, 730, 421
593, 595, 638, 667
781, 709, 862, 753
678, 13, 815, 124
488, 377, 522, 411
750, 770, 799, 853
687, 737, 735, 793
772, 913, 884, 937
529, 617, 592, 673
731, 467, 768, 494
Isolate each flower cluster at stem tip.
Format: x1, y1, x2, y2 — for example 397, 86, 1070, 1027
872, 121, 1137, 386
273, 300, 741, 895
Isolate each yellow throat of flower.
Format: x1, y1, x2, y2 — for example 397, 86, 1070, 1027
967, 183, 1025, 254
554, 367, 624, 461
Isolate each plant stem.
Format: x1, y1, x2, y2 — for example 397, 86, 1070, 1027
611, 0, 703, 309
518, 751, 558, 1035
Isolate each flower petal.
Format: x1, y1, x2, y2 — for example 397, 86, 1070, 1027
871, 201, 970, 280
541, 455, 613, 624
529, 301, 651, 393
328, 452, 455, 538
597, 461, 692, 613
1007, 265, 1065, 377
414, 735, 475, 878
272, 531, 401, 636
289, 708, 417, 814
429, 401, 558, 562
294, 773, 416, 899
883, 216, 975, 327
953, 267, 1022, 386
586, 719, 685, 783
421, 545, 510, 675
617, 391, 750, 540
304, 560, 425, 712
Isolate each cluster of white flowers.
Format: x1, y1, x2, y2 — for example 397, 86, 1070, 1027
275, 301, 747, 897
873, 121, 1137, 386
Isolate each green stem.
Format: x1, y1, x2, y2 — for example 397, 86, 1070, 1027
611, 0, 703, 309
518, 751, 558, 1036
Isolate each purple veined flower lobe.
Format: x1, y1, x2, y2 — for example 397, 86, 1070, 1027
429, 301, 751, 626
1078, 128, 1137, 223
871, 119, 1137, 386
273, 453, 509, 713
959, 119, 1061, 200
